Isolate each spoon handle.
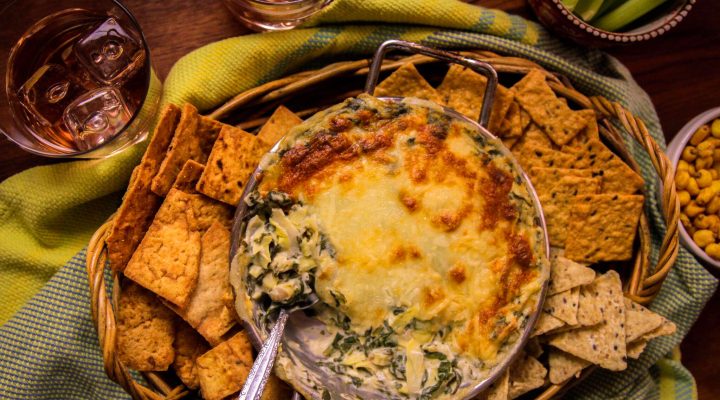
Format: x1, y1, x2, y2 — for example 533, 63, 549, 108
238, 309, 290, 400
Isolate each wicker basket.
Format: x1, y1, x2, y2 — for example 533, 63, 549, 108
86, 49, 680, 400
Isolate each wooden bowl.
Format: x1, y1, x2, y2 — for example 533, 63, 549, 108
528, 0, 696, 47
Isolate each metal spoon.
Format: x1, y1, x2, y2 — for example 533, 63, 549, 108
238, 294, 319, 400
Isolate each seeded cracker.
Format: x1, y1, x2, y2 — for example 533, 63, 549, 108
518, 145, 574, 171
173, 320, 210, 389
172, 160, 205, 194
624, 297, 664, 343
565, 110, 600, 147
512, 123, 555, 158
543, 287, 580, 326
117, 282, 175, 371
564, 193, 644, 263
548, 256, 595, 295
549, 271, 627, 371
196, 125, 265, 206
197, 331, 254, 400
508, 352, 547, 399
374, 63, 444, 105
499, 102, 523, 139
170, 221, 236, 346
152, 104, 224, 196
257, 105, 303, 148
106, 103, 181, 272
514, 69, 589, 146
548, 349, 590, 384
564, 139, 644, 194
536, 175, 602, 246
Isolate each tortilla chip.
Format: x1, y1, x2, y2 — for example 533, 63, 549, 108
564, 193, 644, 263
543, 287, 580, 326
548, 256, 595, 295
508, 352, 547, 399
548, 349, 590, 384
117, 282, 176, 371
624, 298, 665, 343
526, 337, 544, 359
257, 105, 302, 148
514, 70, 589, 146
549, 271, 627, 371
173, 160, 205, 194
196, 125, 265, 206
532, 311, 565, 337
106, 103, 181, 272
564, 139, 644, 194
627, 340, 647, 359
477, 369, 509, 400
173, 320, 210, 389
641, 319, 677, 341
374, 63, 444, 105
152, 104, 224, 196
517, 145, 574, 171
124, 189, 202, 308
171, 221, 236, 346
197, 331, 253, 400
576, 282, 604, 327
536, 175, 602, 246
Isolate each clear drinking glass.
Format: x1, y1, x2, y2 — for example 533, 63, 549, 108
0, 0, 161, 159
223, 0, 334, 31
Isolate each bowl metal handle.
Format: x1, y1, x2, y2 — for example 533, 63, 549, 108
365, 39, 499, 129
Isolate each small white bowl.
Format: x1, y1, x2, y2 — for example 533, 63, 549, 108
665, 106, 720, 269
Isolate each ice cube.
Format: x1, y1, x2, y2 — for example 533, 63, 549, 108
62, 86, 131, 151
17, 64, 84, 127
60, 45, 98, 90
73, 17, 145, 85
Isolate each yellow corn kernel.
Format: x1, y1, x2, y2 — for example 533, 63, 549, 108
697, 169, 713, 188
697, 140, 716, 157
677, 160, 690, 171
694, 214, 720, 230
707, 215, 720, 232
711, 170, 718, 180
691, 125, 711, 146
682, 146, 698, 162
675, 170, 690, 189
693, 229, 715, 247
685, 201, 704, 217
712, 180, 720, 192
678, 190, 691, 206
707, 196, 720, 215
696, 156, 714, 170
688, 164, 697, 175
712, 119, 720, 138
713, 149, 720, 163
705, 243, 720, 260
697, 187, 718, 205
686, 178, 700, 196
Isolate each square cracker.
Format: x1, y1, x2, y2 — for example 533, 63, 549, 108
536, 174, 602, 246
170, 221, 236, 346
508, 352, 547, 399
517, 145, 574, 171
124, 189, 202, 308
106, 103, 181, 272
257, 105, 302, 148
152, 104, 224, 196
548, 256, 595, 295
172, 160, 205, 194
564, 193, 645, 263
543, 287, 580, 326
477, 369, 509, 400
564, 138, 644, 194
514, 69, 590, 146
565, 110, 600, 147
173, 320, 210, 389
512, 124, 555, 160
117, 282, 176, 371
374, 63, 444, 105
549, 271, 627, 371
548, 349, 590, 384
624, 298, 665, 343
197, 331, 253, 400
436, 64, 513, 133
196, 125, 266, 206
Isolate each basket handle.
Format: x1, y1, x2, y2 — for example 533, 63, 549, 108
365, 40, 499, 129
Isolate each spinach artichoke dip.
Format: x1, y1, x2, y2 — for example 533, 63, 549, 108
231, 94, 548, 399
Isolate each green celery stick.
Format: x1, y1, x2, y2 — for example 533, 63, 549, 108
573, 0, 606, 21
561, 0, 580, 11
593, 0, 627, 20
593, 0, 669, 31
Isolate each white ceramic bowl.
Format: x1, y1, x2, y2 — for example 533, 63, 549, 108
665, 106, 720, 269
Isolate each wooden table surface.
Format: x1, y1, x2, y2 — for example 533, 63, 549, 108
2, 0, 718, 397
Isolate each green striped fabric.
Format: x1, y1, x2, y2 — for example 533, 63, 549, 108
0, 0, 716, 399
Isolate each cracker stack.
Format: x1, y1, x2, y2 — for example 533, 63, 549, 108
108, 103, 302, 399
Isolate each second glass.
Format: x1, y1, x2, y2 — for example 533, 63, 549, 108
223, 0, 333, 31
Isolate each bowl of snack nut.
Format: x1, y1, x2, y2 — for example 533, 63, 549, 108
667, 106, 720, 269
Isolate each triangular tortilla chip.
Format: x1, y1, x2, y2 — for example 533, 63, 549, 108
627, 340, 647, 359
508, 352, 547, 399
173, 320, 210, 389
477, 369, 509, 400
548, 256, 595, 295
543, 287, 580, 326
624, 298, 665, 343
257, 105, 302, 148
641, 319, 677, 341
549, 271, 627, 371
531, 311, 565, 337
374, 63, 444, 105
548, 349, 590, 384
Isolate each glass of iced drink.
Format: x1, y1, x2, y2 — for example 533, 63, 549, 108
0, 0, 161, 158
223, 0, 333, 31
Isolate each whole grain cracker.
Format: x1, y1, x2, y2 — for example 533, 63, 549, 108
196, 125, 266, 206
508, 352, 547, 399
624, 297, 665, 343
563, 139, 644, 194
512, 124, 555, 158
152, 104, 224, 196
548, 256, 595, 295
518, 145, 574, 171
171, 221, 236, 346
564, 193, 644, 263
106, 103, 181, 272
173, 320, 210, 389
172, 160, 205, 194
499, 102, 523, 139
537, 175, 602, 246
565, 110, 600, 147
197, 331, 253, 400
124, 189, 202, 308
548, 349, 590, 384
117, 282, 176, 371
549, 271, 627, 371
257, 105, 302, 148
543, 287, 580, 326
374, 63, 444, 105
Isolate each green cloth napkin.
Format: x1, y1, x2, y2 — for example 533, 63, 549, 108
0, 0, 716, 398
